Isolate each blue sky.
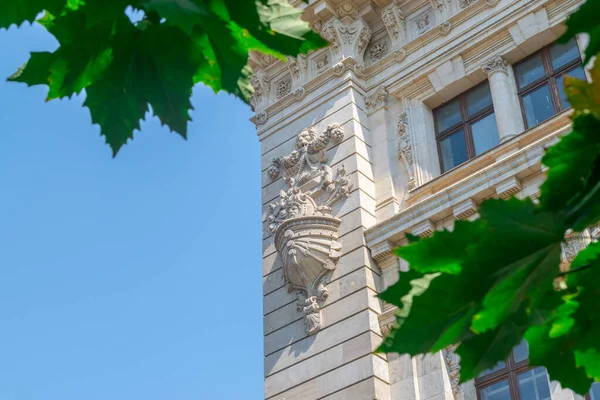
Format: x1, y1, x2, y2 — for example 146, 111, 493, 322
0, 22, 263, 400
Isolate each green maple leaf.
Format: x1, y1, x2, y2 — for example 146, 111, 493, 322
379, 198, 566, 379
0, 0, 66, 29
561, 0, 600, 63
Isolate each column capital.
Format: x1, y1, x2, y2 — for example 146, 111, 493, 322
481, 55, 509, 76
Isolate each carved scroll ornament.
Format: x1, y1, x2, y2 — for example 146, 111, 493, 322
267, 125, 353, 335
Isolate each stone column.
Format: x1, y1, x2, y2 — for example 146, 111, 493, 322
407, 99, 440, 186
482, 56, 525, 143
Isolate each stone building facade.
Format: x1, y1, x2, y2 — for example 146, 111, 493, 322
254, 0, 599, 399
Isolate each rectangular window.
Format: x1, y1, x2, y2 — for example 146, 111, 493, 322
476, 341, 552, 400
515, 38, 585, 129
433, 82, 499, 173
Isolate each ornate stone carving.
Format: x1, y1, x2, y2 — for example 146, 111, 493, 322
365, 86, 389, 113
316, 53, 329, 71
485, 0, 500, 7
286, 55, 308, 83
333, 62, 345, 76
294, 87, 306, 100
267, 125, 352, 335
260, 54, 277, 68
459, 0, 478, 8
561, 229, 591, 270
381, 1, 405, 46
336, 1, 358, 21
393, 48, 407, 63
256, 110, 268, 125
353, 63, 365, 77
369, 38, 389, 62
275, 75, 292, 99
482, 55, 509, 75
439, 20, 452, 35
321, 18, 372, 62
445, 345, 462, 397
413, 10, 431, 35
397, 112, 416, 190
250, 68, 270, 111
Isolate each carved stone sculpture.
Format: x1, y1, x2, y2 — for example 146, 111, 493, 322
397, 112, 416, 190
267, 125, 353, 335
321, 17, 372, 63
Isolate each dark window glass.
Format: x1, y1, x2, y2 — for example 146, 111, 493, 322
472, 113, 499, 155
481, 379, 511, 400
433, 82, 498, 173
557, 66, 587, 109
515, 40, 584, 129
435, 100, 461, 132
522, 84, 554, 127
550, 38, 581, 70
516, 54, 545, 89
440, 130, 468, 171
476, 341, 552, 400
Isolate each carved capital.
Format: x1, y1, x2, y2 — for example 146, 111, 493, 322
250, 68, 270, 111
321, 17, 372, 62
381, 1, 405, 46
286, 55, 308, 85
482, 55, 509, 76
365, 86, 389, 114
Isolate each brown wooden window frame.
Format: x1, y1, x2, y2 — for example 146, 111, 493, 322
433, 81, 496, 173
514, 39, 583, 130
474, 348, 534, 400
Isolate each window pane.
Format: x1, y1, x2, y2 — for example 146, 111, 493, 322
590, 382, 600, 400
471, 113, 499, 155
556, 66, 587, 109
522, 83, 555, 128
467, 83, 493, 116
513, 340, 529, 363
516, 53, 545, 89
440, 130, 468, 172
481, 379, 511, 400
479, 360, 507, 377
518, 367, 551, 400
550, 38, 581, 71
435, 100, 462, 133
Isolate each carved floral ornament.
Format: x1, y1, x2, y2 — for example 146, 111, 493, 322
481, 55, 509, 75
397, 112, 417, 190
266, 125, 353, 335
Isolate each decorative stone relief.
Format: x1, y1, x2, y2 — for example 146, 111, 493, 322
260, 54, 277, 68
393, 48, 407, 63
353, 63, 365, 77
397, 112, 416, 190
485, 0, 500, 7
250, 68, 270, 111
445, 345, 462, 397
482, 55, 509, 75
438, 20, 452, 35
266, 125, 352, 335
369, 38, 389, 63
459, 0, 478, 8
365, 86, 389, 114
381, 1, 405, 46
275, 75, 292, 99
336, 1, 358, 22
321, 17, 372, 62
316, 53, 329, 72
412, 9, 433, 35
255, 110, 268, 125
294, 87, 306, 101
286, 55, 308, 84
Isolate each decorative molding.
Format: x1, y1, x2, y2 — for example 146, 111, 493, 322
413, 9, 432, 35
495, 176, 521, 199
459, 0, 478, 8
438, 20, 452, 35
333, 61, 346, 76
381, 1, 405, 46
275, 75, 292, 99
369, 38, 389, 62
255, 110, 268, 125
485, 0, 500, 7
353, 63, 365, 78
508, 8, 550, 47
266, 125, 352, 335
321, 17, 372, 62
445, 344, 462, 397
316, 53, 330, 72
286, 55, 308, 84
393, 48, 407, 63
412, 219, 435, 237
365, 86, 389, 114
428, 56, 466, 92
336, 1, 358, 22
397, 112, 416, 190
294, 86, 306, 101
453, 198, 478, 220
482, 55, 509, 76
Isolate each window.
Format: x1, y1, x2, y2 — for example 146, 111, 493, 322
476, 341, 552, 400
588, 383, 600, 400
433, 82, 499, 172
515, 38, 585, 129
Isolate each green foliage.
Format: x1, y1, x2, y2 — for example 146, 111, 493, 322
379, 0, 600, 394
3, 0, 328, 155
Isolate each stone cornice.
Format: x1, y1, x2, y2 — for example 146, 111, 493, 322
365, 111, 572, 257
